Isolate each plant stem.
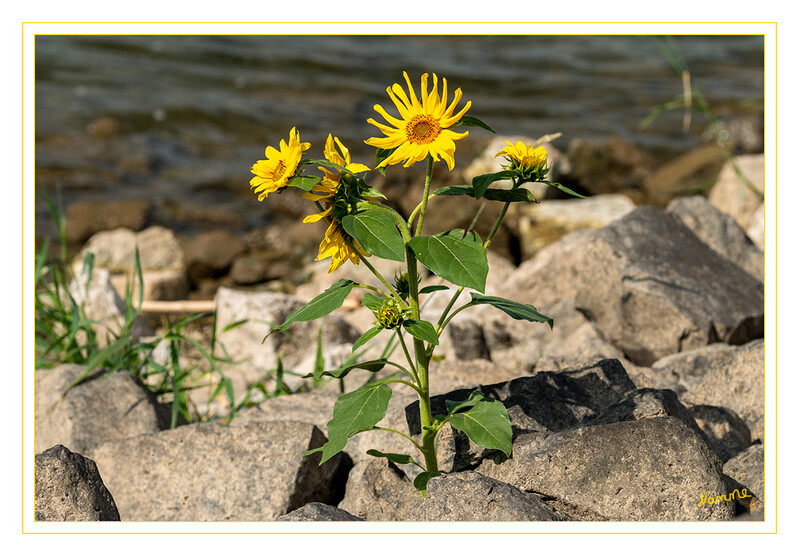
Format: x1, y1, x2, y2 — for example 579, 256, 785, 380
395, 329, 420, 384
415, 156, 435, 237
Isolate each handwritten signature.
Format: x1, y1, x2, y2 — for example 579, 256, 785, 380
697, 488, 755, 510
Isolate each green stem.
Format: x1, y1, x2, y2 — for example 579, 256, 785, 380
415, 156, 435, 237
384, 378, 424, 396
483, 200, 511, 251
395, 329, 420, 384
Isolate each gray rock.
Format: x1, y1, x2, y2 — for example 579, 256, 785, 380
89, 420, 351, 521
478, 417, 734, 521
724, 444, 765, 509
213, 287, 362, 399
407, 471, 565, 521
688, 405, 751, 463
683, 339, 764, 441
35, 364, 170, 455
67, 266, 154, 347
35, 445, 120, 521
649, 343, 738, 398
337, 458, 419, 521
667, 195, 763, 281
501, 207, 763, 366
406, 359, 639, 472
180, 229, 246, 282
276, 502, 363, 521
707, 154, 765, 232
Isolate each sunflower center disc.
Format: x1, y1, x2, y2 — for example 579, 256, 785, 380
406, 115, 441, 144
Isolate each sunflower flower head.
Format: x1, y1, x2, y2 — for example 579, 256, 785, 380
302, 135, 375, 273
365, 71, 471, 171
495, 140, 550, 183
250, 127, 310, 201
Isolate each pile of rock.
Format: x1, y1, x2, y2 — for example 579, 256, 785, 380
35, 145, 765, 522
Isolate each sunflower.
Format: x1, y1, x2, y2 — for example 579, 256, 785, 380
365, 71, 471, 171
495, 140, 550, 182
250, 127, 310, 201
303, 135, 371, 273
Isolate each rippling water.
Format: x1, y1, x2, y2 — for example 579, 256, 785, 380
34, 34, 764, 235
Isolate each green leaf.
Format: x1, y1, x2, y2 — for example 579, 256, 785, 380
413, 471, 441, 497
286, 175, 321, 191
402, 319, 439, 345
445, 391, 488, 415
419, 285, 449, 295
539, 180, 587, 199
434, 185, 538, 203
455, 115, 496, 133
265, 279, 357, 339
342, 211, 405, 262
472, 170, 516, 199
305, 158, 352, 175
303, 358, 388, 381
366, 450, 420, 467
314, 381, 393, 464
409, 230, 488, 293
467, 292, 553, 329
449, 397, 513, 457
352, 326, 382, 352
360, 293, 385, 311
375, 147, 398, 176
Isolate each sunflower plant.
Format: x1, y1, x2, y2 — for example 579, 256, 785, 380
249, 71, 584, 495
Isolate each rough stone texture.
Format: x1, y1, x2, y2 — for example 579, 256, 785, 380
276, 502, 363, 521
667, 195, 763, 281
707, 154, 765, 233
683, 339, 764, 442
338, 458, 419, 521
213, 287, 362, 398
688, 404, 751, 463
35, 364, 170, 455
89, 420, 352, 521
478, 417, 734, 521
35, 444, 120, 521
181, 229, 247, 283
724, 444, 765, 508
407, 471, 565, 521
67, 266, 154, 346
648, 343, 738, 398
498, 207, 763, 367
407, 359, 638, 472
516, 193, 636, 259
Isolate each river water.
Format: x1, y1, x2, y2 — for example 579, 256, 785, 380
34, 34, 764, 236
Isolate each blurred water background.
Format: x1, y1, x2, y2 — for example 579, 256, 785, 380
34, 34, 764, 241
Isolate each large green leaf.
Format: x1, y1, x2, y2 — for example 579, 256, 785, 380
445, 391, 488, 415
402, 319, 439, 345
408, 230, 488, 293
449, 397, 512, 457
265, 279, 357, 339
455, 115, 496, 133
286, 175, 321, 191
434, 185, 538, 203
305, 381, 393, 464
342, 211, 406, 262
471, 170, 516, 199
467, 292, 553, 329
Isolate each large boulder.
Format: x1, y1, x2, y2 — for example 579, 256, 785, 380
492, 206, 763, 367
406, 471, 565, 521
707, 154, 764, 239
723, 444, 765, 511
478, 417, 734, 521
35, 444, 120, 521
276, 502, 363, 521
666, 195, 763, 281
647, 343, 739, 398
35, 364, 170, 455
89, 420, 351, 521
337, 458, 419, 521
687, 404, 752, 463
683, 339, 765, 442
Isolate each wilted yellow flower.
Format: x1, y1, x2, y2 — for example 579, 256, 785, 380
365, 71, 471, 171
250, 127, 310, 201
303, 135, 371, 273
495, 140, 550, 182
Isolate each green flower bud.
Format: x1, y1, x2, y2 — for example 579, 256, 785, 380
375, 298, 404, 330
